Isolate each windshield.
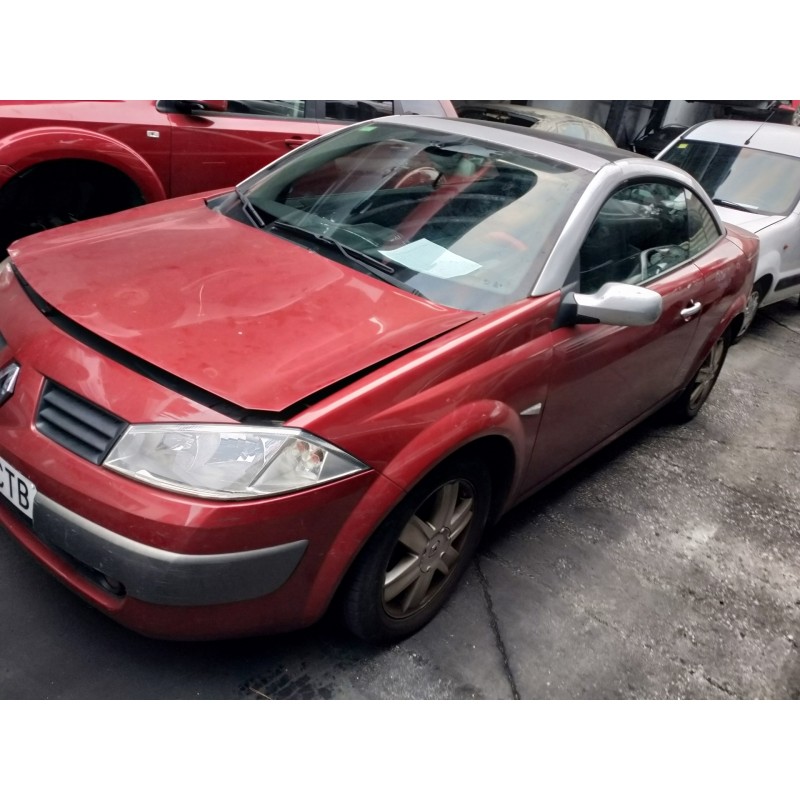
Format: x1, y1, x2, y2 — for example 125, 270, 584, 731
232, 122, 591, 312
661, 139, 800, 216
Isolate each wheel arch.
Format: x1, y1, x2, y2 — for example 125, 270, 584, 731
375, 398, 525, 526
0, 126, 168, 202
300, 418, 522, 627
752, 246, 782, 296
434, 435, 517, 526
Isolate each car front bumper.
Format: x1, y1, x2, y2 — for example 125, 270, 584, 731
26, 492, 309, 606
0, 458, 386, 640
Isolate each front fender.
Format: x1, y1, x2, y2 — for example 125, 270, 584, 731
0, 126, 167, 202
378, 398, 526, 495
299, 400, 529, 625
754, 246, 782, 289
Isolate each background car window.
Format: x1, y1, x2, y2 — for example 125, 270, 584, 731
662, 140, 800, 216
558, 121, 586, 139
225, 100, 306, 118
323, 100, 394, 122
578, 182, 712, 293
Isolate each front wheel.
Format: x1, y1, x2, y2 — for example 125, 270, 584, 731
340, 458, 491, 644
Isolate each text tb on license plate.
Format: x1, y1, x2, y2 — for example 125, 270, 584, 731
0, 454, 36, 519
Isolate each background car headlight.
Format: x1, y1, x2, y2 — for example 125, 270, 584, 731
103, 425, 368, 500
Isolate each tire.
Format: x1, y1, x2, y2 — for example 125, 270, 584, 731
668, 334, 729, 422
341, 458, 491, 644
735, 283, 765, 342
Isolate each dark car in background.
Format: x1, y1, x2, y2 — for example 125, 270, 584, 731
631, 124, 689, 158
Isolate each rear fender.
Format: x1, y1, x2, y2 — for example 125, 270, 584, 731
682, 292, 745, 385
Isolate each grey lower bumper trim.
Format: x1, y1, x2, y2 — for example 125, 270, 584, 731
32, 495, 308, 606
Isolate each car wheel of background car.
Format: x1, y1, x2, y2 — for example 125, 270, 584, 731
0, 160, 144, 253
667, 334, 729, 422
735, 280, 767, 342
340, 457, 491, 644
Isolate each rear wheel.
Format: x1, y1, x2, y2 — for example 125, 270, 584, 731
668, 334, 729, 422
341, 458, 491, 644
735, 281, 766, 341
0, 160, 144, 252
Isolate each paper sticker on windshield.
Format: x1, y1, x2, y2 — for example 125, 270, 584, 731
677, 143, 688, 149
379, 239, 482, 278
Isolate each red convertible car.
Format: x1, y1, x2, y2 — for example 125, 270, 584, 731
0, 116, 756, 642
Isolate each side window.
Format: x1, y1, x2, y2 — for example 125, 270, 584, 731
578, 182, 704, 293
225, 100, 306, 118
684, 190, 722, 257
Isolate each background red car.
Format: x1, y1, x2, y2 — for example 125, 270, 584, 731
0, 99, 457, 251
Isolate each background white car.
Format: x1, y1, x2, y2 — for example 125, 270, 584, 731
455, 102, 617, 147
657, 119, 800, 337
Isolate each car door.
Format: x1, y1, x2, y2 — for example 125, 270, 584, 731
162, 100, 323, 197
526, 180, 722, 486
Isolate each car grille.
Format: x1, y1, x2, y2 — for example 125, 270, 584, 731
36, 381, 127, 464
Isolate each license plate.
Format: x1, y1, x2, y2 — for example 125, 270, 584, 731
0, 454, 36, 519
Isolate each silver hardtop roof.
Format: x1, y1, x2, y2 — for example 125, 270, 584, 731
380, 114, 639, 173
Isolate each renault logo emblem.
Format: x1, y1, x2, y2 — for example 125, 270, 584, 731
0, 362, 20, 407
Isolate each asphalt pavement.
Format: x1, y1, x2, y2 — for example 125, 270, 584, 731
1, 298, 798, 699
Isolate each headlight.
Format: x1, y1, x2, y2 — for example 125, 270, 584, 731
103, 424, 368, 500
0, 258, 13, 290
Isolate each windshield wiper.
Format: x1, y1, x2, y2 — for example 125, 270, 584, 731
235, 187, 266, 228
268, 220, 426, 298
712, 197, 760, 213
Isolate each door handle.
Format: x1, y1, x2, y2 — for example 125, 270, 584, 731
285, 136, 313, 149
680, 301, 702, 321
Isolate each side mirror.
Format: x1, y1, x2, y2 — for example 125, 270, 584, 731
559, 282, 663, 327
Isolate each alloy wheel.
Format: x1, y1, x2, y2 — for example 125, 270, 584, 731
688, 338, 726, 413
382, 478, 475, 619
737, 287, 762, 339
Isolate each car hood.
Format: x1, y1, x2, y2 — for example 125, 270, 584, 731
715, 206, 785, 234
10, 196, 478, 413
